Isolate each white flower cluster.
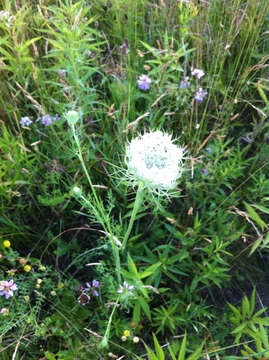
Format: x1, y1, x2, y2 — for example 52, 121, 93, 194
0, 11, 14, 28
125, 130, 184, 191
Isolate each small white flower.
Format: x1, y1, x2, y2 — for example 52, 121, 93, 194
117, 281, 134, 294
125, 130, 184, 192
191, 68, 205, 80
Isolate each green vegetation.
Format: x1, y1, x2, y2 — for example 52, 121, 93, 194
0, 0, 269, 358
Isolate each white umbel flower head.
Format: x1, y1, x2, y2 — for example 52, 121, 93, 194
125, 130, 184, 192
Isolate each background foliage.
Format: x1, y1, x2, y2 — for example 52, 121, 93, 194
0, 0, 268, 358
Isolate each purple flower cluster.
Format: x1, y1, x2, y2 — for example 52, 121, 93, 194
195, 88, 208, 102
20, 117, 32, 126
20, 114, 60, 127
201, 168, 208, 176
0, 280, 18, 299
78, 280, 99, 306
137, 74, 151, 90
180, 76, 191, 89
179, 68, 208, 103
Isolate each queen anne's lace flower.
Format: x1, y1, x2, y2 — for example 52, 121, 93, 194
125, 131, 184, 192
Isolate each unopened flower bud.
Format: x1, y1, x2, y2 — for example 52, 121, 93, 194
72, 186, 82, 197
66, 110, 79, 126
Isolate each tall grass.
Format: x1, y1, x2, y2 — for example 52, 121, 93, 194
0, 0, 269, 358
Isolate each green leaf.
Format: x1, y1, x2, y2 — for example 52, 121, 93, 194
153, 334, 165, 360
231, 322, 247, 334
127, 254, 139, 277
242, 296, 250, 319
250, 288, 256, 316
133, 301, 141, 325
138, 296, 151, 320
178, 333, 186, 360
249, 236, 263, 256
187, 341, 204, 360
244, 202, 267, 231
45, 352, 57, 360
252, 204, 269, 215
140, 262, 161, 279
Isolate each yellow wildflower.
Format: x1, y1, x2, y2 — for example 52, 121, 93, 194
123, 330, 130, 337
3, 240, 11, 248
24, 265, 31, 272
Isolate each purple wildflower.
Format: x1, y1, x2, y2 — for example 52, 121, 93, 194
137, 74, 151, 90
118, 281, 134, 294
201, 168, 208, 176
20, 117, 32, 126
92, 280, 99, 288
0, 308, 9, 315
0, 280, 18, 299
93, 290, 99, 297
191, 68, 205, 80
85, 282, 91, 292
195, 88, 208, 102
42, 114, 54, 126
206, 147, 210, 154
180, 76, 191, 89
53, 114, 60, 121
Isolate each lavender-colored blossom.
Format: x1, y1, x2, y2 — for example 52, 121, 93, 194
42, 114, 54, 126
206, 147, 210, 154
53, 114, 60, 121
137, 74, 151, 90
0, 280, 18, 299
0, 308, 9, 315
85, 282, 91, 292
118, 281, 134, 294
195, 88, 208, 102
93, 290, 99, 297
92, 280, 99, 288
180, 76, 191, 89
20, 116, 32, 126
201, 168, 208, 176
191, 68, 205, 80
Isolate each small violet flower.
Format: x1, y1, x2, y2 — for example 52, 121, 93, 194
195, 88, 208, 102
180, 76, 191, 89
0, 308, 9, 315
191, 68, 205, 80
92, 280, 99, 288
0, 280, 18, 299
206, 147, 210, 154
137, 74, 151, 90
201, 168, 208, 176
118, 281, 134, 294
20, 116, 32, 127
42, 114, 54, 126
42, 114, 60, 126
85, 280, 99, 297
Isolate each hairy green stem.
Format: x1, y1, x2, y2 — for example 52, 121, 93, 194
71, 124, 121, 283
122, 182, 144, 251
99, 297, 119, 349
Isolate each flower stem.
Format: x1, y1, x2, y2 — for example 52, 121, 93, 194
99, 297, 119, 349
71, 124, 121, 283
122, 182, 144, 251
